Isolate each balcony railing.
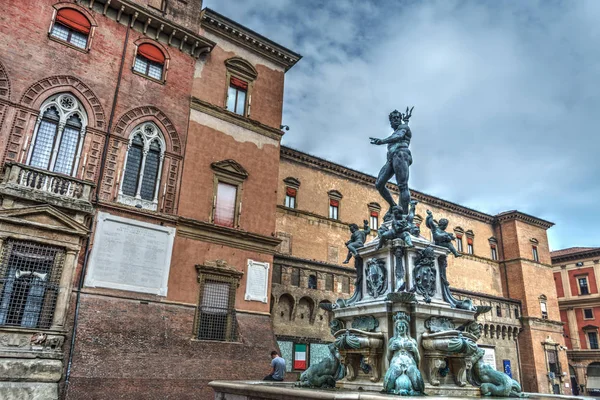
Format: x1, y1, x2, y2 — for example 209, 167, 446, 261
0, 163, 94, 213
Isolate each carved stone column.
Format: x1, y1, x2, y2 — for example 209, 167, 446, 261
51, 249, 78, 329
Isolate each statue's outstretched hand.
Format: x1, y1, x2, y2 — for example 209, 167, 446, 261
369, 137, 382, 145
426, 210, 432, 216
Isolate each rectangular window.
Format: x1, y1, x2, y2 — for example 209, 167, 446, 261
541, 301, 548, 319
214, 182, 237, 228
342, 276, 350, 293
589, 332, 599, 349
0, 240, 64, 329
491, 246, 498, 261
50, 23, 88, 49
496, 305, 502, 317
584, 308, 594, 319
329, 199, 339, 220
197, 280, 236, 341
370, 212, 379, 230
325, 274, 333, 291
293, 343, 308, 370
285, 187, 296, 208
467, 243, 473, 255
456, 236, 463, 252
272, 264, 282, 285
227, 77, 248, 116
515, 307, 519, 319
532, 246, 539, 262
547, 348, 559, 374
290, 268, 300, 287
578, 276, 590, 295
308, 275, 317, 289
133, 56, 163, 80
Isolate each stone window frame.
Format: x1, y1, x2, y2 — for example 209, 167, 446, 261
539, 294, 549, 319
465, 230, 474, 255
193, 260, 243, 342
542, 338, 562, 377
48, 4, 97, 53
117, 122, 166, 211
583, 325, 599, 349
328, 190, 343, 221
132, 39, 170, 84
224, 57, 258, 118
489, 237, 498, 261
368, 202, 381, 231
27, 93, 88, 178
575, 274, 590, 296
454, 227, 464, 253
583, 308, 595, 320
210, 160, 248, 229
283, 177, 300, 209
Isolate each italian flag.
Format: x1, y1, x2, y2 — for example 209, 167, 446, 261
294, 344, 307, 370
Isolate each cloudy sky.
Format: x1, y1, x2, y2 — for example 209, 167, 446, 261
204, 0, 600, 251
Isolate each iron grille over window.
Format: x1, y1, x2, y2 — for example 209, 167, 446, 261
197, 280, 237, 341
290, 268, 300, 287
325, 274, 334, 291
272, 264, 282, 285
0, 239, 65, 329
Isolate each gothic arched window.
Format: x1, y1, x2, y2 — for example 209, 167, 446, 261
27, 93, 87, 176
118, 122, 165, 211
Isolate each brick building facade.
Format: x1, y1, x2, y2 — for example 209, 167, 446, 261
272, 146, 570, 395
0, 0, 571, 398
552, 247, 600, 397
0, 0, 299, 398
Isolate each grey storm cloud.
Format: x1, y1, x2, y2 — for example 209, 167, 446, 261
203, 0, 600, 250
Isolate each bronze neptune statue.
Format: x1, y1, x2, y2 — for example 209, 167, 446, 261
370, 107, 414, 219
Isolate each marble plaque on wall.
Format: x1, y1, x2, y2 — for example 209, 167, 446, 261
84, 212, 175, 296
245, 260, 269, 303
480, 345, 497, 370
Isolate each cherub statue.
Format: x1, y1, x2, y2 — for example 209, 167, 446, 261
425, 210, 461, 257
377, 200, 419, 250
343, 220, 370, 264
384, 312, 425, 396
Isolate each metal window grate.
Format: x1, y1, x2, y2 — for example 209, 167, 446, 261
272, 264, 282, 285
0, 240, 64, 329
197, 279, 237, 341
290, 268, 300, 287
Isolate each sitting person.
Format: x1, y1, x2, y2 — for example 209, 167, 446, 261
263, 350, 286, 381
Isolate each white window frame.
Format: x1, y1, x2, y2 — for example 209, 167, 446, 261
117, 122, 165, 211
577, 275, 590, 295
583, 308, 595, 320
370, 214, 379, 230
27, 93, 87, 177
532, 246, 539, 262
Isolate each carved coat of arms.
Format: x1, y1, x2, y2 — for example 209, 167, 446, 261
412, 246, 437, 303
366, 258, 387, 298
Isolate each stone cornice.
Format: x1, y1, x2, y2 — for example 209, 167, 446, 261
567, 349, 600, 361
280, 146, 496, 224
201, 8, 301, 71
558, 295, 600, 308
495, 210, 555, 230
502, 257, 553, 269
190, 97, 284, 141
273, 254, 356, 275
97, 201, 179, 224
77, 0, 215, 58
551, 248, 600, 263
280, 146, 555, 230
177, 216, 281, 255
521, 316, 564, 327
450, 287, 522, 305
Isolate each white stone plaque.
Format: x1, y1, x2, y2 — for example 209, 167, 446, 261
245, 260, 269, 303
480, 346, 497, 370
84, 212, 175, 296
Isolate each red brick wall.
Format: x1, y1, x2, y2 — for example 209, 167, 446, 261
177, 120, 280, 237
191, 46, 285, 129
554, 272, 565, 298
66, 295, 278, 400
560, 310, 571, 348
568, 267, 597, 296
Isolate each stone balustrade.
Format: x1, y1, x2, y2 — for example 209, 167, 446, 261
0, 162, 95, 214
